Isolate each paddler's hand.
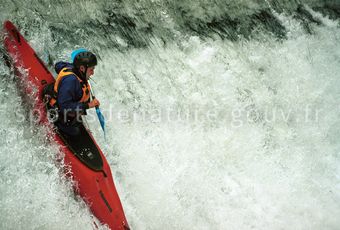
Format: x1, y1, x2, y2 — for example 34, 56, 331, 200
88, 99, 100, 108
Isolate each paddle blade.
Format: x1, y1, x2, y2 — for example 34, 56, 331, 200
95, 107, 105, 132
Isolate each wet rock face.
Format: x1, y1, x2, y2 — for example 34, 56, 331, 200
313, 2, 340, 20
2, 0, 338, 50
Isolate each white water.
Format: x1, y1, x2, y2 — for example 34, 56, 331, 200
1, 3, 340, 230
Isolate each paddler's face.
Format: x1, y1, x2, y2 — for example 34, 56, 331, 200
79, 65, 95, 79
86, 66, 95, 78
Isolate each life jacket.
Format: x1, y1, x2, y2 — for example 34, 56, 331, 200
49, 67, 91, 107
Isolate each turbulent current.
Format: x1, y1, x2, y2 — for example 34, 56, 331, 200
1, 0, 340, 229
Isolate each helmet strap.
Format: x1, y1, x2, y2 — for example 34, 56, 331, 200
78, 65, 87, 81
84, 66, 89, 81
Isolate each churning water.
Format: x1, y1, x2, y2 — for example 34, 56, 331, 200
0, 1, 340, 229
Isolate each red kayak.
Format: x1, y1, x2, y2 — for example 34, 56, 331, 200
2, 20, 129, 230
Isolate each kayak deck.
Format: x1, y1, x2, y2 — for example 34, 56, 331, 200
57, 124, 104, 172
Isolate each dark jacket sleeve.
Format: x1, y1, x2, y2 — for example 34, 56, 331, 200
55, 61, 74, 74
57, 75, 89, 114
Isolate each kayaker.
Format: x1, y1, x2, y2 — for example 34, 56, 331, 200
48, 49, 100, 136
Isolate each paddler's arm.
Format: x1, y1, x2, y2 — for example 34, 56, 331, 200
87, 98, 100, 108
58, 76, 88, 114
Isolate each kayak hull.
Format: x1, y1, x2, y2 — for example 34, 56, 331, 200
2, 20, 129, 230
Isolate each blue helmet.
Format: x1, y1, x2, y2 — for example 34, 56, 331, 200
71, 48, 88, 62
71, 48, 97, 68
